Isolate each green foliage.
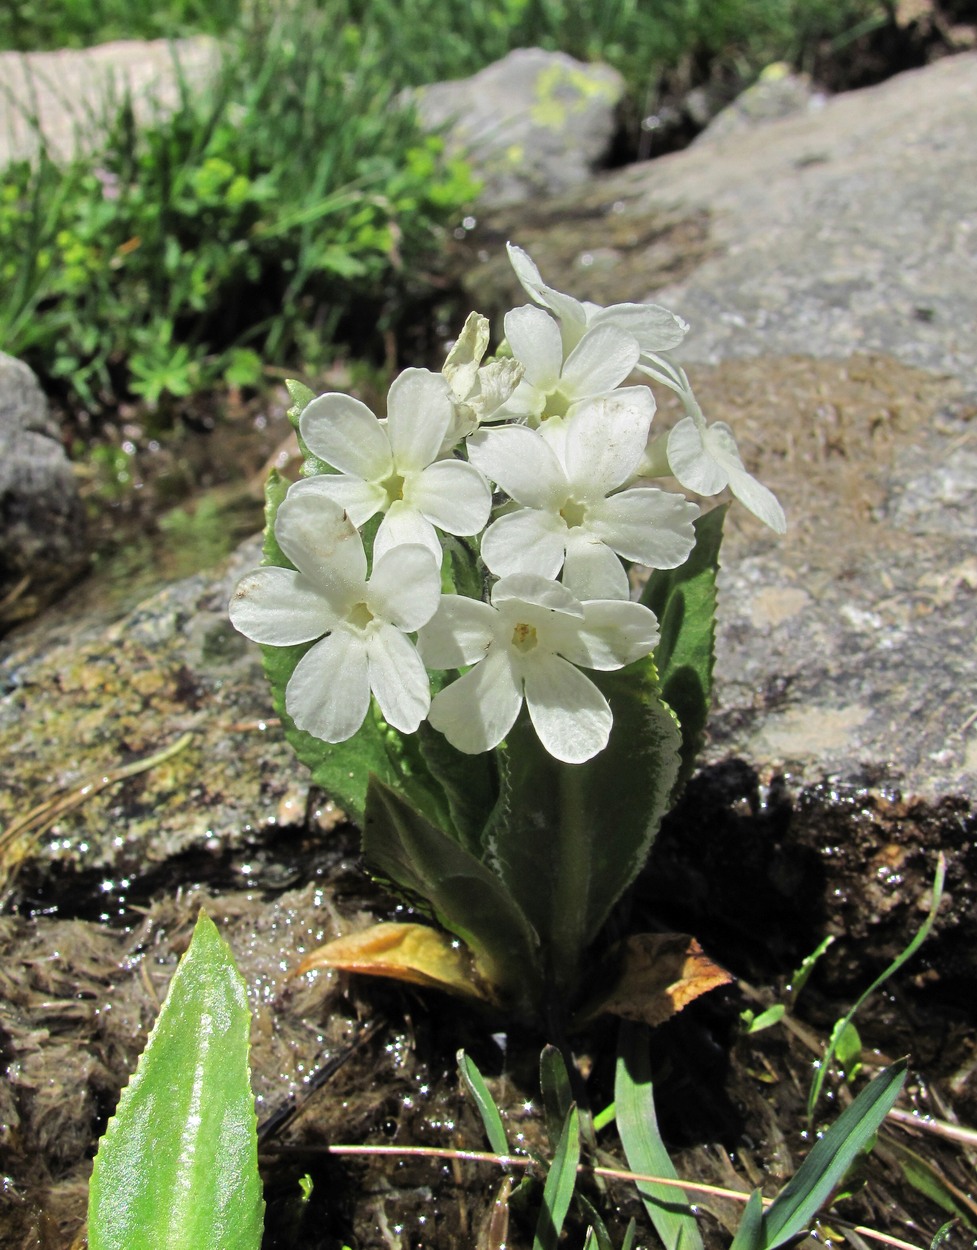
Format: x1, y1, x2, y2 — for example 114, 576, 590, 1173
615, 1021, 704, 1250
0, 7, 480, 409
458, 1050, 511, 1157
533, 1104, 581, 1250
643, 504, 725, 795
87, 911, 263, 1250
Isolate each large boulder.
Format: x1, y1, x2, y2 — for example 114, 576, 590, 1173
412, 48, 624, 208
0, 353, 88, 626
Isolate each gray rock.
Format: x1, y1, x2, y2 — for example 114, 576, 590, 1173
0, 353, 87, 625
693, 63, 826, 144
412, 48, 624, 208
457, 52, 977, 807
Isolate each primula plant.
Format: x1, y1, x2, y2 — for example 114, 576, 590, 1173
229, 243, 786, 1029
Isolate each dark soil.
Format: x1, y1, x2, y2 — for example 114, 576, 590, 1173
1, 766, 975, 1250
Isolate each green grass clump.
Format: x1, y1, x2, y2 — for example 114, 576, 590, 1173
0, 5, 480, 409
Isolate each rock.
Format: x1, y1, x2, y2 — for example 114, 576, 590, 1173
455, 52, 977, 806
0, 37, 221, 166
692, 62, 826, 144
0, 353, 88, 626
412, 48, 624, 208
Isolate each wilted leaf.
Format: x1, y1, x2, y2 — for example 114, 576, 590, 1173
298, 921, 493, 1002
577, 933, 731, 1027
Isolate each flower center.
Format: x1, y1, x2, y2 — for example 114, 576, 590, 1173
559, 498, 587, 528
511, 621, 538, 653
380, 470, 406, 506
541, 385, 571, 421
348, 601, 375, 631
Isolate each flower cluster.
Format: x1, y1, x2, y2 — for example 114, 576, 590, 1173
230, 244, 784, 764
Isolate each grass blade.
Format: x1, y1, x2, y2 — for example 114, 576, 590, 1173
458, 1050, 510, 1158
615, 1022, 704, 1250
729, 1189, 765, 1250
533, 1104, 581, 1250
764, 1059, 908, 1249
808, 855, 944, 1116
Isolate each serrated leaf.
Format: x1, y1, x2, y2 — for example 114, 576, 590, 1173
642, 505, 726, 794
487, 657, 682, 997
615, 1021, 704, 1250
362, 775, 541, 1007
763, 1059, 907, 1249
88, 912, 263, 1250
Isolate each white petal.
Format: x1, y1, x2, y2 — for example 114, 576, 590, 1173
467, 425, 567, 507
558, 599, 660, 670
374, 501, 443, 565
562, 389, 655, 498
480, 509, 567, 581
427, 648, 523, 754
492, 573, 583, 617
704, 423, 787, 533
589, 302, 689, 352
417, 595, 497, 668
666, 417, 728, 496
505, 243, 588, 348
409, 459, 492, 535
561, 324, 640, 397
561, 532, 630, 601
287, 471, 385, 529
229, 566, 331, 645
274, 484, 367, 598
386, 367, 454, 471
504, 305, 563, 388
368, 544, 442, 632
522, 654, 612, 763
588, 488, 699, 570
368, 625, 431, 733
299, 392, 391, 480
286, 631, 371, 743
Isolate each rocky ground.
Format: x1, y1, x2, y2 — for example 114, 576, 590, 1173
1, 34, 976, 1250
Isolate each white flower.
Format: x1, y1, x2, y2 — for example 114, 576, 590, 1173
418, 574, 661, 763
229, 489, 441, 742
468, 393, 699, 599
658, 366, 786, 533
296, 366, 492, 563
507, 242, 689, 357
498, 304, 641, 426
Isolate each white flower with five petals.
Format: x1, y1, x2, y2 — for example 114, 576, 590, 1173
498, 304, 642, 426
468, 393, 699, 599
296, 366, 492, 563
229, 489, 441, 742
418, 573, 661, 763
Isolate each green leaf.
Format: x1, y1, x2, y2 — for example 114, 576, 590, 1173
763, 1059, 908, 1249
642, 505, 726, 794
540, 1045, 574, 1152
743, 1003, 786, 1034
885, 1140, 977, 1233
729, 1189, 765, 1250
458, 1050, 510, 1158
809, 854, 945, 1116
615, 1022, 704, 1250
362, 775, 541, 1006
488, 656, 683, 997
88, 912, 264, 1250
532, 1105, 580, 1250
787, 935, 834, 1003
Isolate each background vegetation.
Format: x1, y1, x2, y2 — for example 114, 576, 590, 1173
0, 0, 890, 412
